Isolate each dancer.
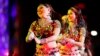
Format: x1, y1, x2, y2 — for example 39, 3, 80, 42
58, 6, 88, 56
26, 4, 61, 56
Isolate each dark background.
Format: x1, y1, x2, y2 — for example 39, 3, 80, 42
9, 0, 100, 56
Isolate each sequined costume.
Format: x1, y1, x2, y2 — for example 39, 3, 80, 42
28, 19, 59, 56
57, 15, 86, 56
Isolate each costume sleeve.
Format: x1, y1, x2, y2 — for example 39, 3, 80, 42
25, 21, 36, 42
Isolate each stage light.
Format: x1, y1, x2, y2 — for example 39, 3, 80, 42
0, 0, 9, 56
4, 50, 9, 56
91, 30, 98, 36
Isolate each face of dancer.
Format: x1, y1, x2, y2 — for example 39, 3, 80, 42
37, 5, 51, 20
67, 10, 76, 22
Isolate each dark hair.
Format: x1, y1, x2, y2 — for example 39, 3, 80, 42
44, 4, 55, 12
70, 6, 93, 56
44, 4, 62, 20
69, 6, 86, 28
41, 4, 61, 20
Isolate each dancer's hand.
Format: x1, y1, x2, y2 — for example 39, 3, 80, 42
29, 32, 35, 40
66, 38, 75, 44
26, 31, 35, 42
28, 30, 35, 41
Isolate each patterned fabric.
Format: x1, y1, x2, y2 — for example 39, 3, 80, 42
57, 19, 82, 56
29, 20, 58, 56
35, 44, 59, 56
58, 42, 81, 56
30, 20, 57, 39
58, 34, 81, 56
